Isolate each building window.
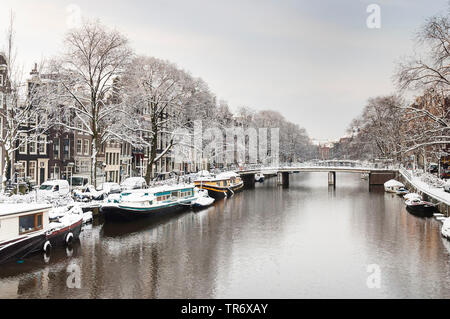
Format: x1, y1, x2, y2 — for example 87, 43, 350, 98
51, 165, 60, 179
28, 161, 36, 182
77, 139, 82, 155
63, 139, 70, 160
0, 92, 3, 109
19, 213, 43, 235
84, 139, 89, 155
53, 138, 60, 159
19, 134, 27, 154
29, 138, 37, 154
0, 75, 3, 86
38, 135, 46, 155
17, 161, 26, 180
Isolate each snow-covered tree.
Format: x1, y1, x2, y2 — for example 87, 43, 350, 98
0, 14, 52, 190
117, 55, 217, 183
396, 10, 450, 154
46, 20, 132, 186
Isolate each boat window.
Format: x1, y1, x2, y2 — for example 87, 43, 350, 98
19, 213, 43, 235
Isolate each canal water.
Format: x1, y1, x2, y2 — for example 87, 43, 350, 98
1, 172, 450, 298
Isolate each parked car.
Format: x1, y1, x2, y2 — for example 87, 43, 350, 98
429, 163, 439, 174
38, 180, 70, 199
73, 184, 105, 201
97, 182, 121, 195
444, 181, 450, 193
120, 177, 147, 190
69, 176, 89, 191
441, 169, 450, 179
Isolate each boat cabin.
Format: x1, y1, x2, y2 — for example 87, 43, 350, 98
0, 204, 52, 242
155, 187, 194, 202
194, 173, 242, 188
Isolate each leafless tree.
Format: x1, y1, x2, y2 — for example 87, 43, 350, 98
46, 20, 133, 186
0, 13, 52, 190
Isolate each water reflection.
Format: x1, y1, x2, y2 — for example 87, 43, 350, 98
1, 173, 450, 298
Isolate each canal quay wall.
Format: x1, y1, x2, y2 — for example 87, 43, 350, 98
398, 169, 450, 217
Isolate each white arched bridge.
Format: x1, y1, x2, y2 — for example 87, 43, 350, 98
235, 160, 399, 187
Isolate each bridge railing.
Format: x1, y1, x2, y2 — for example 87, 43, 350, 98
211, 160, 400, 173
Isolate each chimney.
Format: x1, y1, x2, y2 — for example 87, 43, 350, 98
30, 62, 39, 77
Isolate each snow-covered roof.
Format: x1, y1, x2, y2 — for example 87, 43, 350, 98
195, 171, 240, 182
216, 171, 239, 178
0, 203, 52, 217
384, 179, 404, 187
121, 183, 195, 195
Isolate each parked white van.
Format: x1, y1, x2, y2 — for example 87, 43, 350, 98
37, 180, 70, 199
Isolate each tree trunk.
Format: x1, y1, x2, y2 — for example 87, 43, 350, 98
2, 153, 9, 191
91, 139, 98, 188
145, 135, 158, 185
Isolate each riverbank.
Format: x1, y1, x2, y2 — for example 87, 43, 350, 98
398, 168, 450, 216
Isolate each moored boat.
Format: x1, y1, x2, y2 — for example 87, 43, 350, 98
194, 171, 244, 199
0, 204, 82, 264
384, 179, 405, 193
101, 184, 196, 221
441, 218, 450, 239
396, 187, 409, 196
405, 198, 437, 217
255, 173, 265, 183
191, 189, 215, 209
403, 192, 422, 201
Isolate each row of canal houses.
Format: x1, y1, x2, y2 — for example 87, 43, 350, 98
0, 53, 191, 187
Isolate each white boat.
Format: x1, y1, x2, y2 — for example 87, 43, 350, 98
441, 218, 450, 239
384, 179, 404, 193
191, 189, 215, 208
255, 173, 265, 183
396, 187, 409, 195
403, 193, 422, 201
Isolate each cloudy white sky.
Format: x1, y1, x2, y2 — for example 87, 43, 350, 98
0, 0, 448, 140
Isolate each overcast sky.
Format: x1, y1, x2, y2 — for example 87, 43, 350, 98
0, 0, 449, 140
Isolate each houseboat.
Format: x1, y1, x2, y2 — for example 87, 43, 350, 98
194, 171, 244, 199
100, 184, 197, 221
0, 204, 83, 264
